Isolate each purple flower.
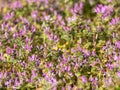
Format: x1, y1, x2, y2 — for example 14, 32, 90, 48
47, 62, 53, 68
109, 17, 119, 25
19, 29, 26, 37
81, 76, 87, 83
115, 41, 120, 49
3, 12, 14, 21
114, 55, 119, 61
92, 50, 96, 56
62, 87, 65, 90
61, 67, 65, 72
4, 71, 7, 78
74, 2, 84, 14
53, 35, 58, 42
31, 10, 38, 19
26, 78, 30, 82
57, 14, 62, 21
53, 86, 57, 90
28, 54, 35, 61
44, 14, 50, 21
83, 49, 90, 57
5, 81, 9, 86
6, 47, 14, 55
11, 0, 23, 9
14, 78, 20, 87
67, 85, 71, 90
65, 26, 71, 31
20, 17, 29, 24
22, 71, 26, 76
1, 23, 5, 30
31, 25, 36, 33
44, 27, 50, 34
94, 4, 113, 18
13, 32, 19, 38
31, 70, 37, 78
106, 63, 114, 70
117, 71, 120, 77
5, 32, 8, 39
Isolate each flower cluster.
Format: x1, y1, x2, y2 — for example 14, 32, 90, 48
0, 0, 120, 90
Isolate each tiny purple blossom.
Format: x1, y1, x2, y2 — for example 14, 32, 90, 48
109, 17, 119, 25
74, 2, 84, 14
31, 10, 38, 19
6, 47, 14, 55
94, 4, 113, 18
115, 41, 120, 49
117, 71, 120, 77
4, 12, 14, 21
81, 76, 87, 83
5, 81, 9, 86
11, 0, 23, 9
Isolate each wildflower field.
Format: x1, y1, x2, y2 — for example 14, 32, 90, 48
0, 0, 120, 90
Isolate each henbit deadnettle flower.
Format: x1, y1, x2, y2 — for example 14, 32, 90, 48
19, 29, 26, 37
115, 41, 120, 49
57, 14, 62, 21
117, 71, 120, 78
81, 76, 87, 83
6, 47, 14, 55
20, 17, 29, 24
94, 4, 113, 18
11, 0, 23, 9
31, 70, 37, 79
92, 50, 96, 56
114, 55, 119, 61
5, 32, 8, 39
14, 78, 21, 87
109, 17, 119, 25
13, 32, 19, 38
73, 2, 84, 14
62, 87, 65, 90
5, 81, 10, 86
31, 25, 36, 33
31, 10, 38, 19
3, 12, 14, 21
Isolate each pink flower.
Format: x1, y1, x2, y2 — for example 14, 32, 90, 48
31, 70, 37, 78
6, 47, 14, 55
11, 0, 23, 9
57, 15, 62, 21
81, 76, 87, 83
114, 55, 119, 61
5, 81, 9, 86
31, 10, 38, 19
3, 12, 14, 21
5, 32, 8, 38
62, 87, 65, 90
92, 50, 96, 56
31, 25, 36, 32
94, 4, 113, 18
67, 85, 71, 90
19, 29, 26, 37
109, 17, 119, 25
115, 41, 120, 49
13, 32, 19, 38
74, 2, 84, 14
117, 71, 120, 77
14, 78, 20, 87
